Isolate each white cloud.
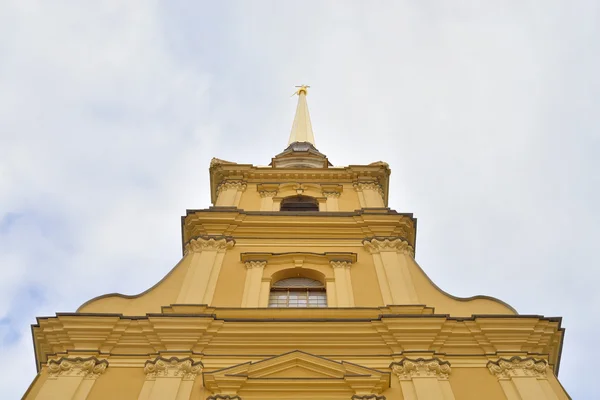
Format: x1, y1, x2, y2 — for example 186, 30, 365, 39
1, 1, 598, 398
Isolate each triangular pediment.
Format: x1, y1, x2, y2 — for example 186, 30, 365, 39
203, 351, 390, 398
261, 363, 337, 378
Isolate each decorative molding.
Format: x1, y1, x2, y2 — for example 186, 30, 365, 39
144, 357, 203, 381
330, 260, 352, 269
353, 181, 384, 196
210, 157, 236, 168
207, 395, 242, 400
487, 357, 548, 379
184, 236, 235, 254
257, 183, 280, 198
368, 161, 389, 168
322, 191, 341, 198
390, 358, 451, 380
259, 190, 278, 198
212, 167, 389, 183
241, 252, 357, 265
321, 183, 343, 197
363, 237, 414, 257
245, 260, 267, 269
352, 396, 386, 400
204, 350, 389, 395
217, 180, 247, 194
33, 314, 565, 380
47, 357, 108, 380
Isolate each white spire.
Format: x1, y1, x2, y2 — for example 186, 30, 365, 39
288, 85, 315, 145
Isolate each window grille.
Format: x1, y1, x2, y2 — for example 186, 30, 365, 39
269, 277, 326, 307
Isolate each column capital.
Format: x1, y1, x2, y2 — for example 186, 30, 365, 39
322, 183, 343, 198
259, 190, 278, 198
47, 357, 108, 380
351, 396, 385, 400
322, 191, 341, 198
487, 357, 548, 379
185, 236, 235, 255
245, 260, 267, 269
363, 237, 414, 257
217, 180, 247, 195
207, 396, 242, 400
390, 358, 451, 381
330, 260, 352, 269
353, 181, 383, 196
144, 356, 203, 381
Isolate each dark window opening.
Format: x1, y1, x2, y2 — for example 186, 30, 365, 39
280, 196, 319, 212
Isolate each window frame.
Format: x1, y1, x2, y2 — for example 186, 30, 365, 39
268, 278, 327, 308
279, 195, 320, 212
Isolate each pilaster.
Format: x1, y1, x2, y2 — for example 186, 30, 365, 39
354, 181, 385, 208
325, 277, 337, 307
330, 260, 355, 307
241, 261, 267, 307
317, 196, 328, 211
391, 358, 455, 400
271, 197, 283, 211
35, 357, 108, 400
215, 180, 247, 207
487, 357, 558, 400
257, 183, 279, 211
363, 237, 418, 305
322, 190, 341, 211
177, 236, 235, 305
259, 190, 278, 211
138, 357, 203, 400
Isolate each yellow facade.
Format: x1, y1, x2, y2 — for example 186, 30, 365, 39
24, 89, 569, 399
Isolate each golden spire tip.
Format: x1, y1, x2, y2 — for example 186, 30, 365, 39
294, 84, 310, 96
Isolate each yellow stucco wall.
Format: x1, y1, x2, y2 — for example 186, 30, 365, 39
338, 183, 362, 211
449, 367, 506, 400
210, 248, 248, 307
79, 241, 514, 316
86, 367, 145, 400
22, 371, 46, 399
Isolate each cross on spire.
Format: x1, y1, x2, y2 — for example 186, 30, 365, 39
294, 85, 310, 96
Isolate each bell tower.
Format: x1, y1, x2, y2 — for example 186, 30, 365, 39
25, 88, 570, 400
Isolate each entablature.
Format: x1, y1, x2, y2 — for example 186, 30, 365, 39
209, 160, 391, 206
181, 208, 416, 252
240, 251, 357, 265
31, 309, 564, 374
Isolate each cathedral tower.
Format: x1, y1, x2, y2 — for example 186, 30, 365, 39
25, 87, 569, 399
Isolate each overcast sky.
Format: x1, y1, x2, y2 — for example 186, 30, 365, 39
1, 1, 598, 398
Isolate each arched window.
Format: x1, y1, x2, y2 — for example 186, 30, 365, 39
268, 277, 327, 308
280, 196, 319, 212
